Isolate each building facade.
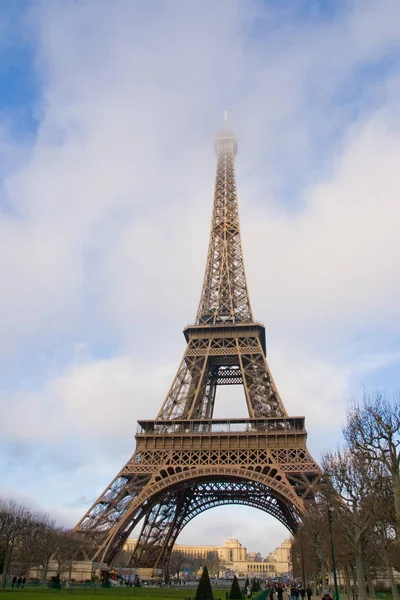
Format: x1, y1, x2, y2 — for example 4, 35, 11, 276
266, 539, 293, 577
124, 537, 292, 578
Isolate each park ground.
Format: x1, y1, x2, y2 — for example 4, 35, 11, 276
0, 586, 226, 600
0, 587, 224, 600
0, 585, 256, 600
0, 589, 394, 600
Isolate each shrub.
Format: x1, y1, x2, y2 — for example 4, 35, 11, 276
229, 575, 243, 600
195, 565, 214, 600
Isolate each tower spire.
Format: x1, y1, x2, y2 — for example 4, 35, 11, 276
196, 128, 253, 325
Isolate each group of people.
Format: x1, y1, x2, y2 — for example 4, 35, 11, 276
265, 583, 314, 600
266, 583, 285, 599
289, 584, 313, 600
265, 582, 334, 600
11, 576, 26, 589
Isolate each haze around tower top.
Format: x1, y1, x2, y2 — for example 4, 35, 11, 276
0, 0, 400, 555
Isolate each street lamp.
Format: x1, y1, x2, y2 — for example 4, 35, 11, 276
299, 527, 306, 588
321, 473, 340, 600
327, 505, 339, 600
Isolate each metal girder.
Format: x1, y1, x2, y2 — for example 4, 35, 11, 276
156, 332, 287, 420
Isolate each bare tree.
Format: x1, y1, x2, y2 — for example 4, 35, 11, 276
13, 512, 56, 578
322, 450, 383, 600
0, 499, 33, 582
367, 478, 399, 600
292, 505, 327, 590
344, 392, 400, 540
0, 497, 94, 585
204, 551, 222, 577
169, 550, 191, 578
53, 529, 85, 582
36, 523, 60, 582
293, 492, 358, 595
373, 524, 399, 600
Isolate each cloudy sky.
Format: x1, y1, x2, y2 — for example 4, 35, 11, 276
1, 0, 400, 557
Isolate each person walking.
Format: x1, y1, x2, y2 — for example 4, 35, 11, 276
277, 584, 284, 600
300, 586, 306, 600
306, 585, 312, 600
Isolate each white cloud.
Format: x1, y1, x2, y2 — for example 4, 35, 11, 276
245, 107, 400, 341
1, 356, 174, 446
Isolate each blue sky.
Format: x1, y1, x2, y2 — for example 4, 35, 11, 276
0, 1, 38, 139
1, 0, 400, 556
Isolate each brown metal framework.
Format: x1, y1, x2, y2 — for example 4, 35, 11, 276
74, 127, 321, 574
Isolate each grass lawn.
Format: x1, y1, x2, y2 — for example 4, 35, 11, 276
0, 589, 206, 600
0, 591, 195, 596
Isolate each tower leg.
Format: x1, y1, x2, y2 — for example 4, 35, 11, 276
130, 489, 195, 576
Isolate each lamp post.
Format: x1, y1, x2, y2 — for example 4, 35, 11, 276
321, 473, 340, 600
299, 527, 306, 588
327, 505, 339, 600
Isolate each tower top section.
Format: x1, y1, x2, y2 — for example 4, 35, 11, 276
214, 129, 238, 156
195, 126, 252, 326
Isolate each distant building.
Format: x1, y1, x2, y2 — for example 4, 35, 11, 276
125, 537, 247, 563
266, 539, 292, 577
28, 537, 292, 583
247, 552, 262, 562
124, 537, 292, 578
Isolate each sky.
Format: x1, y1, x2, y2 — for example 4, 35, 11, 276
1, 0, 400, 558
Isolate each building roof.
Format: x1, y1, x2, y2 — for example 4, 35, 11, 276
222, 538, 243, 548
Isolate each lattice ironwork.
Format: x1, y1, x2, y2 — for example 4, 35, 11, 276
127, 478, 301, 571
74, 126, 321, 576
195, 131, 252, 326
156, 328, 286, 420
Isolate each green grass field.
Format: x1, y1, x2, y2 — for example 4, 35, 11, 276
0, 590, 198, 598
0, 591, 195, 600
0, 588, 229, 600
0, 582, 247, 600
0, 589, 237, 600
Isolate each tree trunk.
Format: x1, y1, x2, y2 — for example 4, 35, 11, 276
355, 542, 367, 600
393, 471, 400, 542
42, 557, 50, 582
25, 559, 32, 579
312, 570, 318, 595
365, 564, 375, 599
353, 566, 358, 595
384, 547, 399, 600
344, 566, 352, 598
56, 559, 62, 576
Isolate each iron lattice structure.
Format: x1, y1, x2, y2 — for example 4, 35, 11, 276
74, 128, 321, 574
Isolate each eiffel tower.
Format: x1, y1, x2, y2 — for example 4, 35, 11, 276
74, 125, 321, 575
